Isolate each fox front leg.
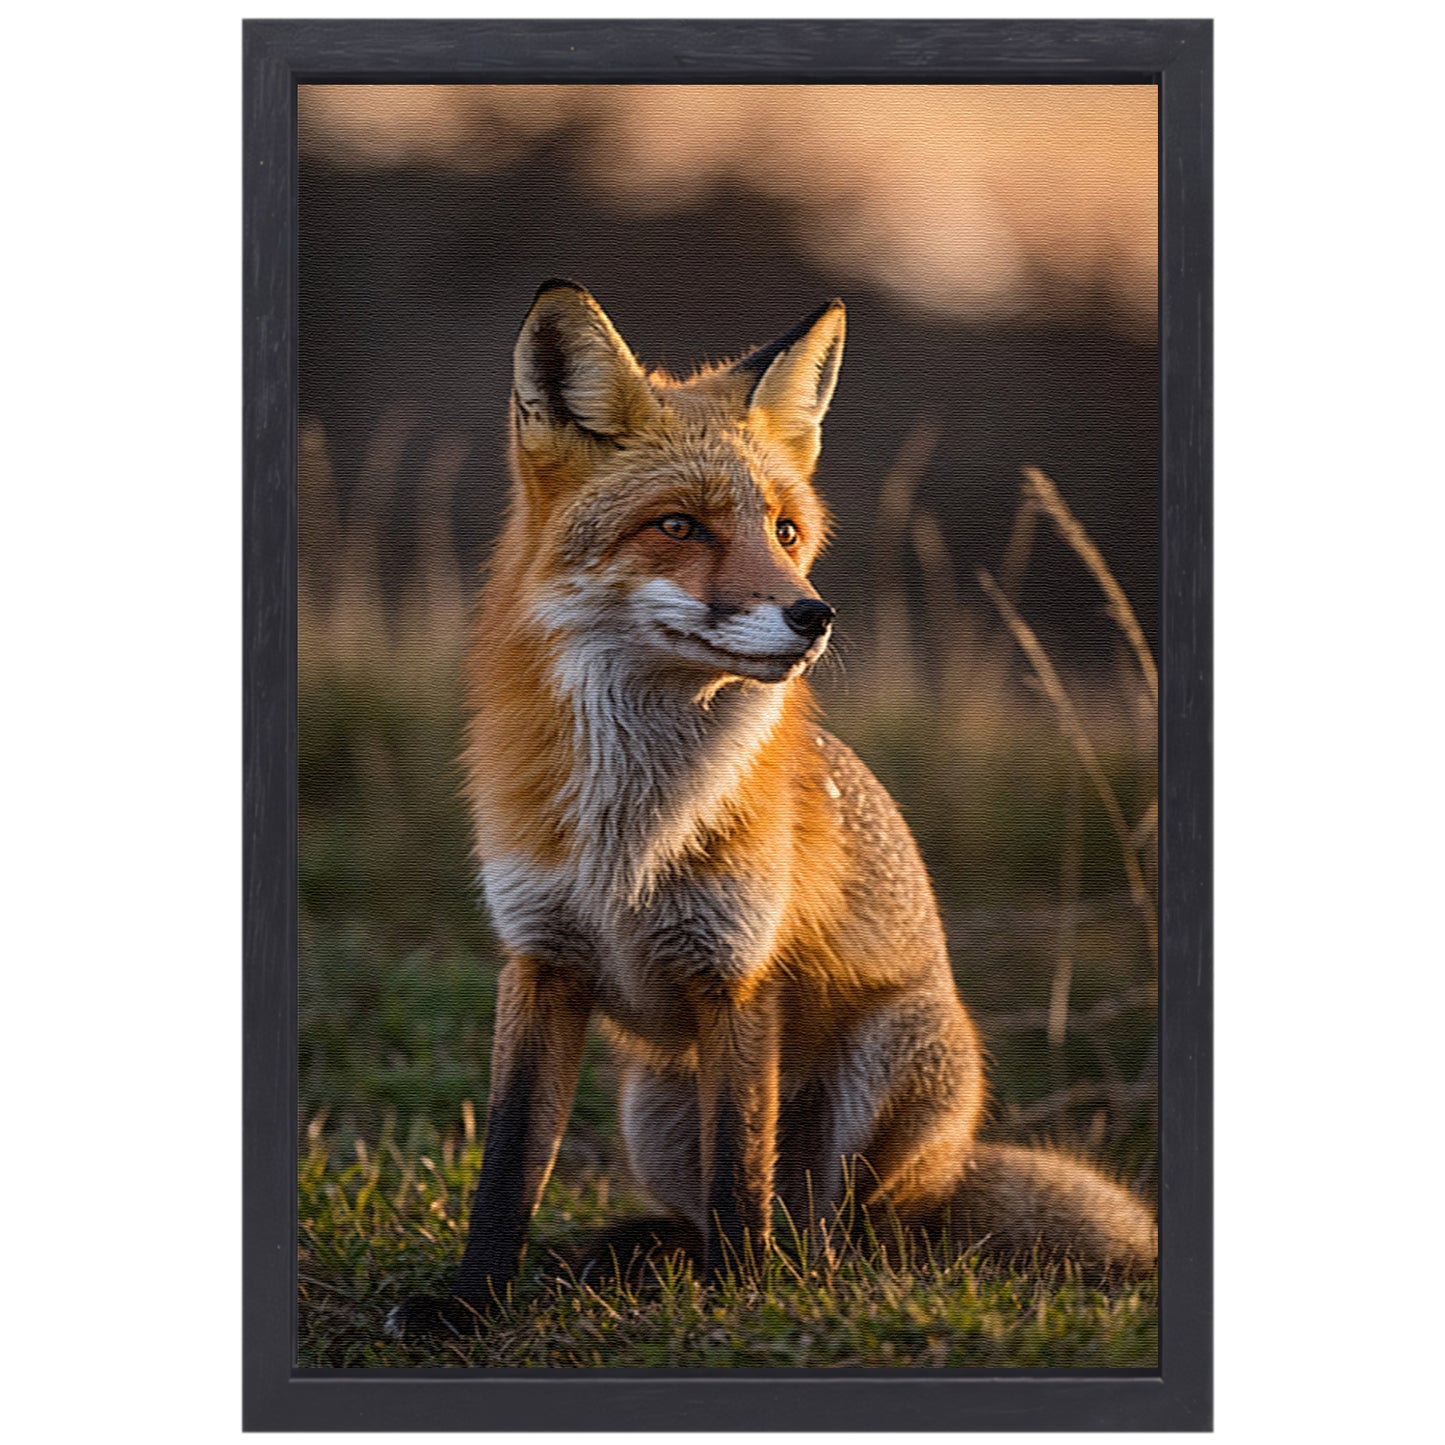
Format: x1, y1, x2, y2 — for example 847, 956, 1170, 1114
691, 978, 781, 1280
387, 958, 592, 1340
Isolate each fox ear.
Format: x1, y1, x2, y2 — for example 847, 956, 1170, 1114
513, 281, 660, 444
733, 299, 846, 461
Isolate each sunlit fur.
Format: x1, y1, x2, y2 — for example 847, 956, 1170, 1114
461, 283, 1156, 1275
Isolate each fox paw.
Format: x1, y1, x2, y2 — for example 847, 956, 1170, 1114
383, 1293, 490, 1342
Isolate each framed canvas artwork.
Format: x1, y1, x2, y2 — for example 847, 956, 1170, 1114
244, 18, 1211, 1431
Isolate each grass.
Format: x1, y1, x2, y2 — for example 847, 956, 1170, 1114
299, 1123, 1157, 1369
297, 430, 1159, 1368
301, 924, 617, 1147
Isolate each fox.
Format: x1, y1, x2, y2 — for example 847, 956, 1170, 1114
388, 280, 1155, 1337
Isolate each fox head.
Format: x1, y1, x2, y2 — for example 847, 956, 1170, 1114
507, 280, 843, 687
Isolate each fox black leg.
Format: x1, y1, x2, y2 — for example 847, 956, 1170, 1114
773, 1074, 850, 1239
386, 958, 591, 1341
691, 978, 780, 1281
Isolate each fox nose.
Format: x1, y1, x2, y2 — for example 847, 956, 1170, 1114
783, 598, 836, 640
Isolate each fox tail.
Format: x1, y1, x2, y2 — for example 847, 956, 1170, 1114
942, 1142, 1157, 1277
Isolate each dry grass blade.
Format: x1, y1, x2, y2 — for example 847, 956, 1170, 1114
873, 420, 941, 703
1005, 1071, 1154, 1131
977, 568, 1158, 962
298, 415, 471, 679
1021, 465, 1158, 708
344, 406, 415, 588
998, 490, 1040, 603
1048, 765, 1084, 1058
910, 511, 961, 634
879, 419, 941, 534
978, 983, 1156, 1037
1129, 799, 1158, 851
299, 419, 341, 603
910, 509, 978, 698
417, 433, 470, 602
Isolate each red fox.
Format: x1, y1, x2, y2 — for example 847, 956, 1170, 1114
389, 280, 1155, 1337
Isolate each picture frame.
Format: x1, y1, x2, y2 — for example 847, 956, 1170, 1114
244, 18, 1211, 1432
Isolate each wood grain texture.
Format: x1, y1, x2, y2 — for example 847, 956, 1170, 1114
1158, 21, 1214, 1434
251, 18, 1193, 80
242, 18, 300, 1433
244, 17, 1211, 1431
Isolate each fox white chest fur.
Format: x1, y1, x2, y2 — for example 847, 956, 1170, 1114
481, 608, 791, 1052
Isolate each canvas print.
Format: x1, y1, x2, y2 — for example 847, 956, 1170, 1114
298, 83, 1160, 1369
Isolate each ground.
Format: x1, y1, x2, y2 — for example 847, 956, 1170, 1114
299, 1114, 1158, 1369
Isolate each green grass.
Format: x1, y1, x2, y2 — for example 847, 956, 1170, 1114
299, 1124, 1157, 1369
301, 924, 619, 1146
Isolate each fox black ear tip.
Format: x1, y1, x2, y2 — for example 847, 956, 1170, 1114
532, 277, 591, 304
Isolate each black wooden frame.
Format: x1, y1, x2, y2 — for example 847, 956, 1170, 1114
244, 19, 1211, 1431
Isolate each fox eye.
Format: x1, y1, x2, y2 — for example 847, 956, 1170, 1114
656, 514, 697, 541
776, 518, 800, 548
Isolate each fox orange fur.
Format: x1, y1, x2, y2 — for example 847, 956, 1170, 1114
389, 281, 1155, 1336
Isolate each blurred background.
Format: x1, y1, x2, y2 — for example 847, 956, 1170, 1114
297, 85, 1160, 1247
